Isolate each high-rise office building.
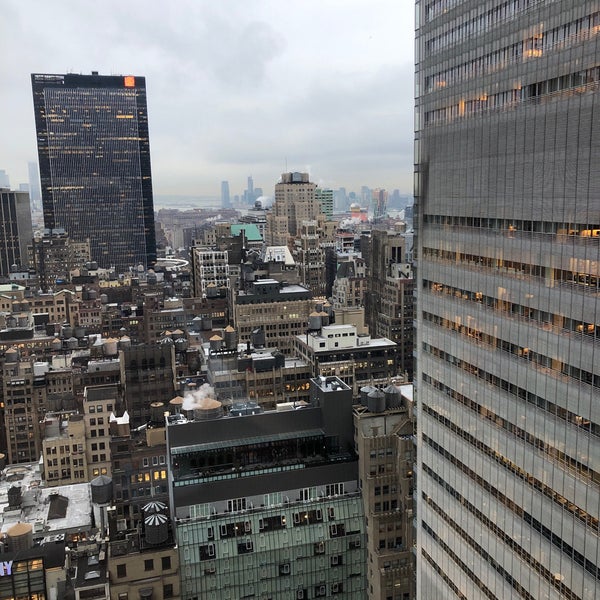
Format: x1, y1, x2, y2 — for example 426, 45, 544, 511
315, 188, 334, 220
415, 2, 600, 598
0, 189, 33, 277
267, 172, 319, 244
221, 180, 231, 208
0, 170, 10, 189
31, 72, 157, 272
28, 161, 42, 210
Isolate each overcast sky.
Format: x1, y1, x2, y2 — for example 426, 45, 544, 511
1, 1, 414, 199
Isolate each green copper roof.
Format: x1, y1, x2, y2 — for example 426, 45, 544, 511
231, 223, 262, 241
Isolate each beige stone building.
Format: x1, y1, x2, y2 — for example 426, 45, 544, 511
107, 542, 180, 600
354, 384, 415, 599
42, 413, 88, 486
83, 384, 118, 479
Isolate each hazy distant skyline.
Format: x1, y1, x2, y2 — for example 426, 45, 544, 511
1, 1, 414, 198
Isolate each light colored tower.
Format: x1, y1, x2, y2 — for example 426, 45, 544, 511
415, 1, 600, 598
220, 180, 231, 209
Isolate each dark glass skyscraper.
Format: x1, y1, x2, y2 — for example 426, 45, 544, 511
32, 72, 157, 272
416, 1, 600, 598
0, 189, 33, 277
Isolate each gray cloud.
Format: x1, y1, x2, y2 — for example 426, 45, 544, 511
1, 0, 414, 197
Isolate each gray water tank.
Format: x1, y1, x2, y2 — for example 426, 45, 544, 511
4, 347, 19, 363
384, 384, 403, 409
145, 512, 169, 545
175, 337, 188, 352
118, 335, 132, 350
367, 388, 386, 413
360, 385, 377, 407
194, 400, 224, 421
7, 522, 33, 552
308, 312, 322, 331
150, 402, 166, 424
224, 325, 237, 350
90, 475, 113, 505
209, 335, 223, 352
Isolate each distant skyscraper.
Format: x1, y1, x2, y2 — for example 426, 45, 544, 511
371, 188, 388, 221
415, 1, 600, 598
31, 72, 157, 272
316, 188, 334, 219
220, 180, 231, 208
267, 172, 318, 244
0, 170, 10, 189
0, 189, 33, 276
27, 161, 41, 210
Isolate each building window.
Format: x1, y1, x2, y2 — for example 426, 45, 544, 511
163, 584, 173, 598
227, 497, 246, 512
117, 564, 127, 578
325, 483, 344, 496
144, 558, 154, 571
162, 556, 171, 570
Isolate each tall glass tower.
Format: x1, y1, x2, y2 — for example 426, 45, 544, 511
32, 72, 157, 272
415, 2, 600, 598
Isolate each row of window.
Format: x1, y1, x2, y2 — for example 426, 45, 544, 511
425, 65, 600, 126
427, 277, 600, 339
424, 305, 600, 392
423, 439, 597, 596
423, 245, 600, 290
421, 393, 599, 533
116, 555, 171, 577
422, 369, 597, 487
198, 534, 358, 562
425, 0, 551, 54
425, 13, 600, 91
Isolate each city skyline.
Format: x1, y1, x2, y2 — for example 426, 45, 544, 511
2, 1, 414, 199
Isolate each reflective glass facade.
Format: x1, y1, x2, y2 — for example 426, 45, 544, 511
0, 190, 33, 276
415, 1, 600, 598
32, 73, 157, 272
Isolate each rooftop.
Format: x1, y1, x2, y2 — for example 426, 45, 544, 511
0, 463, 92, 537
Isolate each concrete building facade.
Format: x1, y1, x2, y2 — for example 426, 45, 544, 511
415, 1, 600, 597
